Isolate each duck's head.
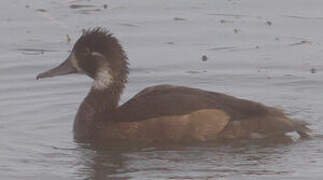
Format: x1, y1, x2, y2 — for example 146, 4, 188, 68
37, 28, 129, 90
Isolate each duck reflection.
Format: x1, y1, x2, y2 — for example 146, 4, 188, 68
74, 136, 297, 180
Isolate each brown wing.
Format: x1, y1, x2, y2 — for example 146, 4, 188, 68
115, 84, 269, 122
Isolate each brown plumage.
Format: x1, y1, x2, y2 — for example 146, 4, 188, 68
37, 27, 310, 145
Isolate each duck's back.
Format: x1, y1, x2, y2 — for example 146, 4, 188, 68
116, 84, 268, 122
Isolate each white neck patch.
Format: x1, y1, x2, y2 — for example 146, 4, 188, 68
92, 68, 113, 90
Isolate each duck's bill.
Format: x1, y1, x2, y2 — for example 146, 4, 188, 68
36, 57, 77, 80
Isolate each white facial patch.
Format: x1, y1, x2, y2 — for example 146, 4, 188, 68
92, 68, 113, 90
70, 53, 84, 73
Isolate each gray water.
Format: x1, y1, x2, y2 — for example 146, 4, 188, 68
1, 0, 323, 179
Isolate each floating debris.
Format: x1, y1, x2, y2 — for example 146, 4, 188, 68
275, 37, 280, 41
234, 28, 239, 33
310, 68, 316, 74
103, 4, 108, 9
66, 33, 71, 43
174, 17, 186, 21
266, 21, 272, 26
202, 55, 208, 62
70, 4, 96, 9
119, 23, 139, 27
36, 9, 47, 12
255, 45, 260, 49
25, 5, 30, 8
289, 40, 311, 46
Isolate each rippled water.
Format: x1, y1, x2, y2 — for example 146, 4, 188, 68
1, 0, 323, 179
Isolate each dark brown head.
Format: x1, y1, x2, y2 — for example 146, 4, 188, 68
37, 28, 129, 90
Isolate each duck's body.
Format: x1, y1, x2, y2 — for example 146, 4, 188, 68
37, 28, 310, 145
74, 84, 308, 144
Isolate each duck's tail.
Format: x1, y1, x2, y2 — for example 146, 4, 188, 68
268, 107, 311, 138
292, 119, 311, 138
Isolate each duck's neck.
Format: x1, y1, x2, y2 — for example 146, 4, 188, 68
73, 82, 125, 138
86, 82, 124, 117
89, 89, 117, 110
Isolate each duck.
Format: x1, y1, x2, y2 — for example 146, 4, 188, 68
37, 27, 310, 145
